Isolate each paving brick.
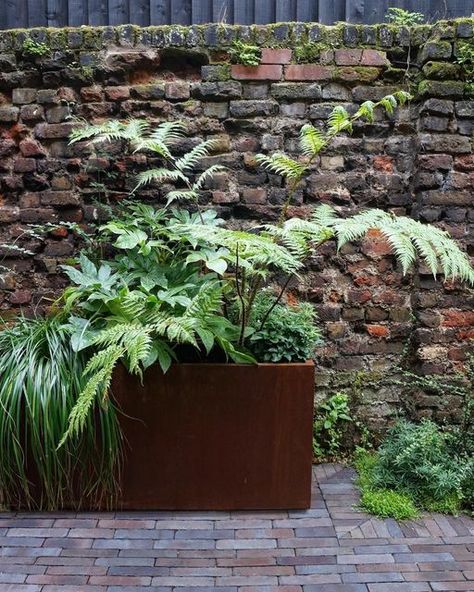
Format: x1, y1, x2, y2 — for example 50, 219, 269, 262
367, 585, 431, 591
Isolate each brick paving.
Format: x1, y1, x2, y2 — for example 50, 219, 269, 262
0, 463, 472, 591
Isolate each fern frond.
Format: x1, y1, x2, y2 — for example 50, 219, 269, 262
69, 119, 149, 145
193, 165, 227, 190
165, 189, 198, 205
299, 124, 326, 157
328, 106, 352, 135
134, 168, 189, 190
150, 121, 186, 146
175, 140, 216, 173
255, 153, 307, 180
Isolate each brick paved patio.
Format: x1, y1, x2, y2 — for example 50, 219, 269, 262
0, 463, 472, 591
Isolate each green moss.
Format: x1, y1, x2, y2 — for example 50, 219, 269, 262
293, 41, 331, 64
422, 60, 461, 79
48, 28, 68, 49
360, 489, 419, 520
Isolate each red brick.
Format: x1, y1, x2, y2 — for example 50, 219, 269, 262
104, 86, 130, 101
80, 86, 103, 102
232, 64, 283, 81
19, 139, 46, 158
241, 187, 267, 204
442, 310, 474, 327
361, 49, 389, 66
261, 48, 292, 64
9, 290, 32, 305
373, 155, 393, 173
335, 48, 363, 65
14, 157, 36, 172
285, 65, 333, 81
361, 229, 393, 257
366, 324, 390, 338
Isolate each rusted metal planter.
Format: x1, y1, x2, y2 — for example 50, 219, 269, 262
111, 361, 315, 510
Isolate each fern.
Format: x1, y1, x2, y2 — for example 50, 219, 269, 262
255, 153, 307, 180
175, 139, 217, 172
70, 119, 222, 208
303, 206, 474, 284
299, 124, 326, 157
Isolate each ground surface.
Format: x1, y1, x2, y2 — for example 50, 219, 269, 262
0, 463, 473, 591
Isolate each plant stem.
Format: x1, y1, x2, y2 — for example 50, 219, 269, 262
257, 274, 293, 331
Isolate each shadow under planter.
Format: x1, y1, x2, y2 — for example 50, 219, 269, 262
112, 361, 315, 510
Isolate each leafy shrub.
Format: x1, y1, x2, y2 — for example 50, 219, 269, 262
355, 420, 474, 517
228, 40, 261, 66
245, 292, 321, 362
313, 393, 353, 459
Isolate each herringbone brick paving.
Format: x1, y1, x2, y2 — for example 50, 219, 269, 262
0, 464, 472, 591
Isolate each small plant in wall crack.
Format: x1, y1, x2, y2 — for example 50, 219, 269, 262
21, 37, 51, 57
228, 39, 261, 66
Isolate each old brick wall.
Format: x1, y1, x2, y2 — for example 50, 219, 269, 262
0, 21, 473, 428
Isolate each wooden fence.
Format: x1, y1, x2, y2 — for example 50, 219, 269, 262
1, 0, 473, 30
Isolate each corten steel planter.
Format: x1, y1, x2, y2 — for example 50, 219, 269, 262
111, 361, 315, 510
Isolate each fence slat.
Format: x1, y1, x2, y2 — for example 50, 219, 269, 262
150, 0, 169, 24
213, 0, 232, 23
296, 0, 315, 21
275, 0, 295, 21
129, 0, 150, 25
1, 0, 474, 30
107, 0, 129, 24
46, 0, 68, 26
254, 0, 273, 23
68, 0, 87, 26
318, 0, 345, 24
233, 0, 253, 24
28, 0, 48, 26
192, 0, 211, 23
87, 0, 108, 25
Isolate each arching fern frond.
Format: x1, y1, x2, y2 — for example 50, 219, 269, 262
175, 139, 217, 173
69, 119, 149, 145
255, 153, 307, 180
306, 206, 474, 284
134, 168, 189, 190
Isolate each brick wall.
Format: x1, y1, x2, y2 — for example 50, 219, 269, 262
0, 21, 473, 428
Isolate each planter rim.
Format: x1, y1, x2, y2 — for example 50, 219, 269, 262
161, 360, 315, 368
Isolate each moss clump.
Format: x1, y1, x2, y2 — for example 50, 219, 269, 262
293, 41, 330, 64
422, 60, 461, 79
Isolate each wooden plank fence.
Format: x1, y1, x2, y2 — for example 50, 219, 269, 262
1, 0, 473, 29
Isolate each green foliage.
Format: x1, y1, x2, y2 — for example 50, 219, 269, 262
456, 41, 474, 94
21, 38, 51, 56
58, 206, 260, 443
228, 39, 261, 66
313, 393, 353, 459
386, 7, 424, 26
356, 420, 473, 517
355, 450, 419, 519
0, 316, 121, 510
293, 42, 325, 64
69, 119, 225, 206
244, 292, 322, 363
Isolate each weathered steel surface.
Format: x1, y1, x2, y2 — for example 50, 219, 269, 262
112, 361, 315, 510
